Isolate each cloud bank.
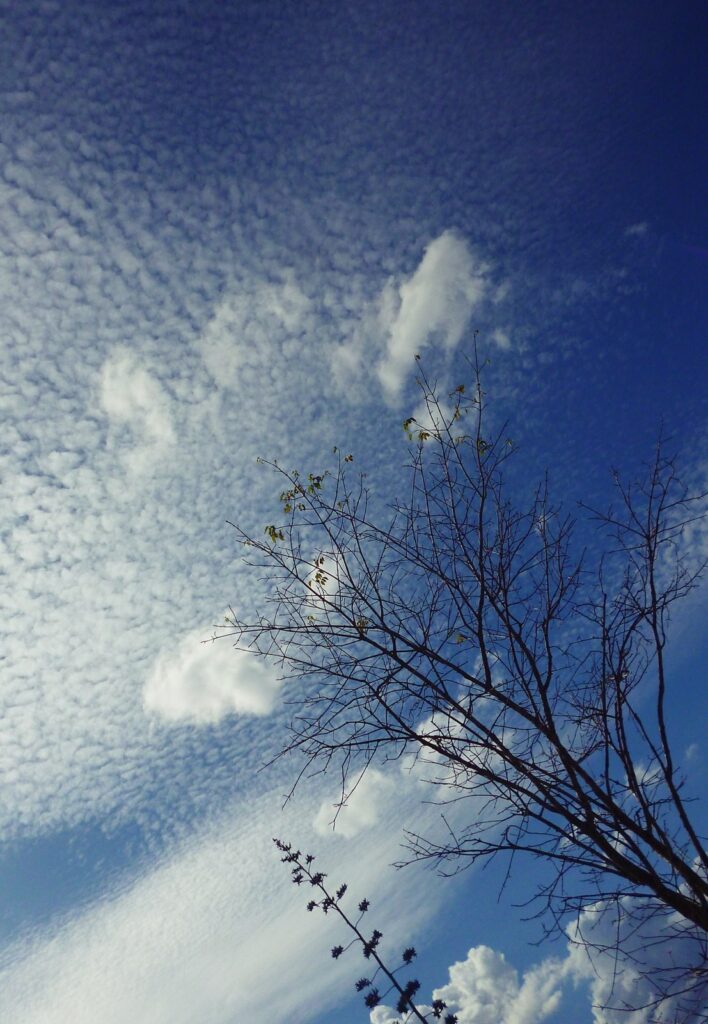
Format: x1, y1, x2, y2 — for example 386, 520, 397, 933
0, 787, 444, 1024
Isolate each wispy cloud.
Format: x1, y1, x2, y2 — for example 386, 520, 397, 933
313, 769, 396, 839
100, 346, 175, 473
490, 327, 512, 351
624, 222, 649, 238
1, 10, 704, 1024
0, 787, 445, 1024
376, 231, 488, 401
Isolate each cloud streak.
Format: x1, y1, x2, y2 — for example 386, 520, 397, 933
0, 786, 445, 1024
377, 231, 487, 400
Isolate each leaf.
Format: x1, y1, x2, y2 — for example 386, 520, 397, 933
264, 525, 285, 543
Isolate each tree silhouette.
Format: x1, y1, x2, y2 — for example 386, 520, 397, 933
223, 357, 707, 1018
274, 838, 457, 1023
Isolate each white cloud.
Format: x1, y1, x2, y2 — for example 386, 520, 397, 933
100, 346, 175, 471
260, 273, 311, 331
373, 897, 708, 1024
377, 231, 487, 400
370, 945, 565, 1024
314, 768, 396, 838
565, 899, 707, 1023
491, 328, 512, 350
0, 29, 703, 1024
406, 394, 457, 442
305, 552, 343, 612
197, 274, 310, 391
330, 278, 399, 397
197, 294, 248, 389
625, 222, 648, 237
0, 788, 444, 1024
431, 946, 565, 1024
144, 630, 281, 723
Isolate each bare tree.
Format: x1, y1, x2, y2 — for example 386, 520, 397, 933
221, 359, 707, 1019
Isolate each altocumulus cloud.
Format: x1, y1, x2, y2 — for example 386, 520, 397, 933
197, 272, 311, 392
144, 629, 281, 723
100, 345, 175, 472
0, 786, 445, 1024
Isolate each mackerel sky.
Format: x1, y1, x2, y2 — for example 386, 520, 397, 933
0, 2, 706, 1023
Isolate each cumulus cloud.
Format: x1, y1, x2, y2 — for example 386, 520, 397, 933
371, 944, 567, 1024
373, 896, 708, 1024
144, 630, 281, 723
313, 769, 396, 838
429, 946, 565, 1024
565, 899, 708, 1023
377, 231, 487, 401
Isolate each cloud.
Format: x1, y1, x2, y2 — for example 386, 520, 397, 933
329, 279, 400, 398
100, 346, 175, 472
429, 946, 565, 1024
313, 769, 396, 838
373, 895, 708, 1024
0, 11, 704, 1022
371, 944, 564, 1024
565, 898, 708, 1023
143, 630, 281, 723
305, 552, 344, 612
0, 788, 445, 1024
490, 328, 512, 350
197, 295, 249, 389
377, 231, 487, 401
684, 742, 699, 763
370, 945, 565, 1024
197, 274, 311, 391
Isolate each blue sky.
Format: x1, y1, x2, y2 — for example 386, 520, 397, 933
0, 2, 706, 1022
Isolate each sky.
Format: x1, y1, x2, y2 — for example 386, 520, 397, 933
0, 1, 706, 1022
